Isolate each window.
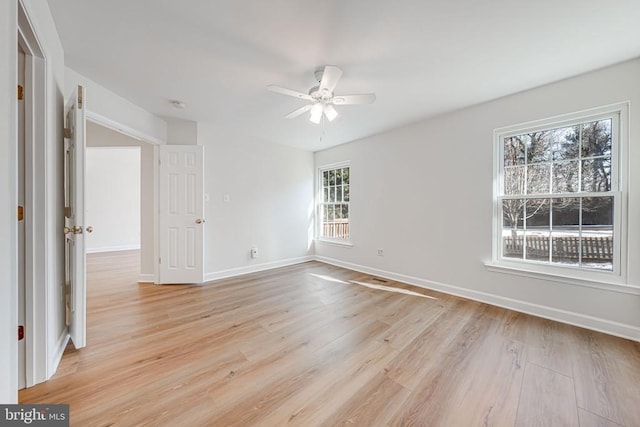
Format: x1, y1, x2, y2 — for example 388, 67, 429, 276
494, 105, 627, 277
319, 163, 350, 241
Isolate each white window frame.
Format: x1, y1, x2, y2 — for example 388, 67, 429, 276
489, 103, 631, 290
317, 161, 351, 245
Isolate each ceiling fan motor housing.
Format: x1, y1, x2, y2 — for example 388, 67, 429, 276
309, 85, 333, 101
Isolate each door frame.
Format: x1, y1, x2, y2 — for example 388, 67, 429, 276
18, 0, 48, 388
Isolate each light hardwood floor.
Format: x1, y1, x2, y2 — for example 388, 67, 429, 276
20, 251, 640, 426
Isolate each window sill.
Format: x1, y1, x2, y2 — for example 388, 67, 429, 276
484, 262, 640, 295
316, 238, 353, 248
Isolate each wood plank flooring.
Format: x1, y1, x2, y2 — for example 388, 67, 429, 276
19, 251, 640, 426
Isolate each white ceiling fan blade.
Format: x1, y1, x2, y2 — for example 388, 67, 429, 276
319, 66, 343, 95
285, 104, 312, 119
267, 85, 313, 101
332, 93, 376, 105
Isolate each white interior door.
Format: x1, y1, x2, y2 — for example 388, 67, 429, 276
64, 85, 88, 349
159, 145, 204, 284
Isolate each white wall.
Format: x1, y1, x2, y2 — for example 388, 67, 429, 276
198, 124, 315, 279
65, 67, 167, 144
85, 147, 140, 253
166, 117, 198, 145
315, 58, 640, 340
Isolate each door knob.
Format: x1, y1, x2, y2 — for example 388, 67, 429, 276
196, 219, 205, 224
64, 226, 72, 235
86, 226, 93, 233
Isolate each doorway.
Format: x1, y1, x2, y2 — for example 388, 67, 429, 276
85, 121, 156, 281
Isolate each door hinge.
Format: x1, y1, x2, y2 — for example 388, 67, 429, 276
64, 206, 72, 218
64, 127, 72, 139
18, 325, 24, 341
77, 85, 83, 109
18, 205, 24, 221
17, 85, 24, 101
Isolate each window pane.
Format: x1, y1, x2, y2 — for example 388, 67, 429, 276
504, 166, 525, 195
581, 119, 612, 159
343, 185, 350, 202
327, 205, 335, 221
502, 199, 524, 259
503, 229, 524, 259
527, 198, 550, 227
329, 187, 335, 202
323, 187, 328, 202
335, 186, 343, 203
329, 170, 335, 185
323, 205, 328, 222
335, 169, 342, 186
552, 160, 579, 193
551, 198, 580, 266
552, 126, 579, 160
525, 199, 550, 261
582, 196, 613, 270
527, 131, 551, 164
582, 196, 613, 227
504, 136, 525, 166
525, 229, 549, 261
581, 158, 611, 192
342, 204, 349, 219
342, 168, 350, 184
335, 204, 342, 219
323, 171, 329, 186
527, 164, 550, 194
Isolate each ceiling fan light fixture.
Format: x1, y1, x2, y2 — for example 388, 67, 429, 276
309, 103, 323, 124
324, 104, 338, 122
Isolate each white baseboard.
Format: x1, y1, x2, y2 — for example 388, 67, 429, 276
48, 329, 70, 380
314, 256, 640, 343
138, 274, 155, 283
86, 244, 140, 254
204, 256, 314, 282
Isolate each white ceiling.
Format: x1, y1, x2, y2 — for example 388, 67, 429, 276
47, 0, 640, 151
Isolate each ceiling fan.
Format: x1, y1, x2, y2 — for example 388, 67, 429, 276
268, 65, 376, 124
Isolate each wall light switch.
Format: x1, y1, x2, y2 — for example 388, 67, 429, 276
223, 194, 230, 202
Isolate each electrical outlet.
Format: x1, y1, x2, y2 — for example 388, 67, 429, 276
251, 246, 259, 259
377, 248, 384, 256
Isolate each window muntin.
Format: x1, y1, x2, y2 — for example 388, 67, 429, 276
497, 114, 619, 273
319, 164, 350, 241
